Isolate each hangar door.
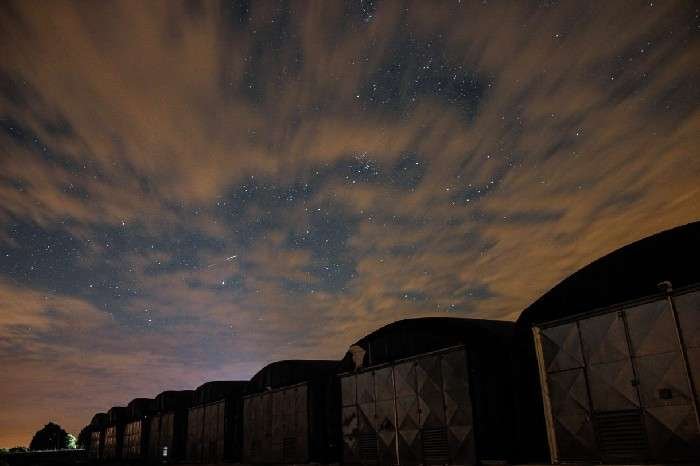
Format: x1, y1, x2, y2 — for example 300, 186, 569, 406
534, 289, 700, 463
243, 383, 309, 463
341, 346, 475, 466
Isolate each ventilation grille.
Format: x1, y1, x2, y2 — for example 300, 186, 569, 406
422, 426, 449, 464
358, 431, 378, 463
594, 410, 649, 462
282, 437, 297, 462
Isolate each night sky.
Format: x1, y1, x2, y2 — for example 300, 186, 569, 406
1, 0, 699, 447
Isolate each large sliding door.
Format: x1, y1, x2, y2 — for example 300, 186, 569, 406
340, 347, 475, 466
535, 290, 700, 463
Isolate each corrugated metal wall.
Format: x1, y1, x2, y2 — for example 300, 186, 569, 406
102, 425, 123, 460
341, 347, 475, 466
87, 430, 102, 460
534, 288, 700, 463
243, 383, 309, 463
122, 419, 145, 459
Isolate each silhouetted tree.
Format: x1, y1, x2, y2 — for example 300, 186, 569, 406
29, 422, 70, 450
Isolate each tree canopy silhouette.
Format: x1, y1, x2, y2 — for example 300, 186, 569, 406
29, 422, 71, 451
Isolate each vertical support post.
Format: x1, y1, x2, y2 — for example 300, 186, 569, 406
532, 327, 558, 464
391, 364, 400, 466
667, 292, 700, 434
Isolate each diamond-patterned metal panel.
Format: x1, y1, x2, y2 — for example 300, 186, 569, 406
375, 366, 395, 401
626, 300, 676, 356
394, 361, 421, 465
674, 290, 700, 348
587, 359, 639, 410
374, 366, 397, 465
342, 403, 360, 463
417, 355, 445, 426
546, 368, 596, 460
357, 370, 376, 436
644, 404, 700, 462
441, 349, 474, 465
547, 368, 590, 416
635, 352, 693, 407
541, 322, 584, 372
579, 312, 629, 364
343, 374, 357, 406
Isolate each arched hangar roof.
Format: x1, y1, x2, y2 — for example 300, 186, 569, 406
339, 317, 514, 372
517, 221, 700, 327
247, 359, 339, 394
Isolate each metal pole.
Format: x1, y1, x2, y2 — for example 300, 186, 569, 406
665, 289, 700, 434
532, 327, 559, 463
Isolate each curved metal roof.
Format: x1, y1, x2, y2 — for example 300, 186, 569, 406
339, 317, 514, 372
517, 221, 700, 326
90, 413, 108, 428
154, 390, 195, 411
194, 380, 247, 404
247, 359, 339, 394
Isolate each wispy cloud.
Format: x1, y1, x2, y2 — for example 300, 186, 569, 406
0, 0, 698, 446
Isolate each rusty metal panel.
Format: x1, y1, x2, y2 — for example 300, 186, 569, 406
441, 348, 475, 465
541, 322, 584, 372
394, 360, 421, 465
186, 405, 204, 462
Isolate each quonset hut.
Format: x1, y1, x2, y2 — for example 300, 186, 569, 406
242, 360, 341, 464
186, 381, 248, 464
338, 317, 515, 466
149, 390, 195, 463
86, 413, 107, 461
515, 221, 700, 464
122, 398, 155, 460
103, 406, 127, 460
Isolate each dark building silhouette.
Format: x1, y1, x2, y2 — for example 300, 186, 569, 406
242, 360, 340, 464
122, 398, 155, 460
515, 221, 700, 464
102, 406, 127, 460
86, 413, 107, 461
148, 390, 195, 463
338, 318, 516, 466
186, 381, 248, 464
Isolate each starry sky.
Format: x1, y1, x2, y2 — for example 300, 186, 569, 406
1, 0, 699, 447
